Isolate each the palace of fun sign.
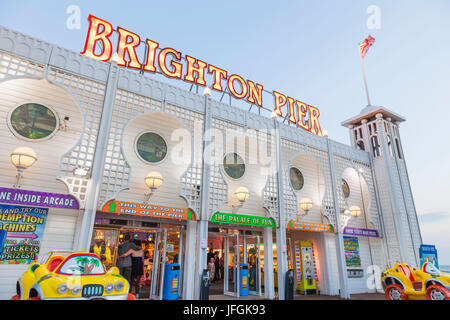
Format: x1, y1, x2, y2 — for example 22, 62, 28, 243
81, 15, 324, 136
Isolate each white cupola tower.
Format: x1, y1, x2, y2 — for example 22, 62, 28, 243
342, 106, 423, 267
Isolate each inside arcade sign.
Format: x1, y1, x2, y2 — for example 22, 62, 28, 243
81, 15, 324, 137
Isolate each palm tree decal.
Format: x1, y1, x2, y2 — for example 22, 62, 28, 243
75, 256, 100, 274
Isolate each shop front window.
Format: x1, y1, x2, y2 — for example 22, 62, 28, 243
9, 103, 58, 140
136, 132, 168, 163
290, 167, 304, 191
223, 153, 245, 179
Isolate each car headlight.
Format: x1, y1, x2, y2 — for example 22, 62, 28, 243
57, 283, 69, 294
115, 281, 124, 292
105, 283, 114, 293
70, 284, 82, 295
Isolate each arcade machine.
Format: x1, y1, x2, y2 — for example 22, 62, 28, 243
295, 241, 317, 295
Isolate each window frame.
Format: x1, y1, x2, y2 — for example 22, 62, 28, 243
7, 101, 60, 142
134, 130, 169, 165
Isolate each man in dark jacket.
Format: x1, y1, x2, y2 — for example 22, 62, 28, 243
117, 234, 141, 285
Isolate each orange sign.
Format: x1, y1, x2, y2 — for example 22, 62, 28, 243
81, 15, 323, 136
101, 200, 195, 221
288, 221, 334, 233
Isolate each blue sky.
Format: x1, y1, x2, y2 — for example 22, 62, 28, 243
1, 0, 449, 264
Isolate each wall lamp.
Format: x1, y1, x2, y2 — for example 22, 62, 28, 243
10, 147, 37, 188
299, 198, 313, 214
349, 205, 362, 217
144, 171, 163, 202
233, 187, 250, 210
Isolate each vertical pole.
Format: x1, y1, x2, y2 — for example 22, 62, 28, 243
263, 227, 275, 299
359, 47, 372, 107
195, 90, 213, 299
74, 61, 120, 251
274, 119, 288, 300
326, 137, 350, 299
182, 220, 197, 299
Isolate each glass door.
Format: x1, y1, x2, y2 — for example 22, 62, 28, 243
150, 229, 167, 300
247, 235, 262, 296
149, 228, 184, 300
224, 233, 239, 296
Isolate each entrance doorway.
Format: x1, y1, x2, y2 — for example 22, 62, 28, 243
208, 230, 262, 298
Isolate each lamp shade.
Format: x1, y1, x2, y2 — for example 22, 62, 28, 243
145, 171, 163, 190
299, 198, 313, 212
235, 187, 250, 203
10, 147, 37, 169
350, 205, 362, 217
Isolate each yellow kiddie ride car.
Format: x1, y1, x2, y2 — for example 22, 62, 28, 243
12, 251, 135, 300
381, 262, 450, 300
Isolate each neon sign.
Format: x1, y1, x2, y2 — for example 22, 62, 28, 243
81, 15, 323, 136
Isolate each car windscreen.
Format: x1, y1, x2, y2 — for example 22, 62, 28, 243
58, 256, 105, 276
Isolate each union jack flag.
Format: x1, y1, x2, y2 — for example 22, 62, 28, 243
359, 35, 375, 60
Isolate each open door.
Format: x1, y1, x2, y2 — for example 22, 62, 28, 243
224, 233, 239, 297
247, 235, 262, 296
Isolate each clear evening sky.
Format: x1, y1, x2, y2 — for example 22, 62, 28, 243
1, 1, 449, 264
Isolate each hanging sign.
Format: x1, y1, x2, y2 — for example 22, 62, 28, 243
0, 204, 49, 264
0, 187, 79, 210
211, 212, 275, 228
81, 15, 323, 136
343, 227, 379, 238
101, 200, 195, 221
288, 221, 334, 233
343, 236, 362, 269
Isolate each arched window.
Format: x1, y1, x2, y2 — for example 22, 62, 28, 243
371, 136, 381, 157
387, 135, 394, 157
357, 140, 365, 151
395, 138, 403, 159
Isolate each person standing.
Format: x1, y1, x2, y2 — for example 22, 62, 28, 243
214, 252, 220, 281
207, 257, 215, 284
117, 234, 142, 287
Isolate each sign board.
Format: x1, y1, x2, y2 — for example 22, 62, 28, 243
343, 227, 379, 238
81, 15, 324, 137
0, 204, 49, 264
288, 221, 334, 233
0, 187, 79, 210
101, 200, 195, 221
343, 236, 362, 269
210, 212, 275, 228
419, 244, 439, 269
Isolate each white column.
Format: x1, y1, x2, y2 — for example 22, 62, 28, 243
326, 137, 350, 299
74, 62, 120, 251
263, 227, 275, 299
194, 91, 213, 299
273, 119, 288, 300
183, 220, 197, 300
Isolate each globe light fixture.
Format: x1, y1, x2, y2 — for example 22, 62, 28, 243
145, 171, 163, 202
350, 205, 362, 217
10, 147, 37, 188
299, 198, 313, 214
203, 86, 211, 97
235, 187, 250, 203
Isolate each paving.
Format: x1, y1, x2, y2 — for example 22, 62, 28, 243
209, 293, 386, 300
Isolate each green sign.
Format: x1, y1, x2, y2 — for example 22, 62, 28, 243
211, 212, 276, 228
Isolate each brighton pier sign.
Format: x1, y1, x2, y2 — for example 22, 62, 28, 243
81, 15, 323, 136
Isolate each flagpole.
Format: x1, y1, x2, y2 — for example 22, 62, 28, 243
359, 43, 372, 107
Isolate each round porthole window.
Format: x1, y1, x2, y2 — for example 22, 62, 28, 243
342, 179, 350, 199
9, 103, 58, 140
290, 167, 304, 191
223, 153, 245, 180
136, 132, 168, 164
